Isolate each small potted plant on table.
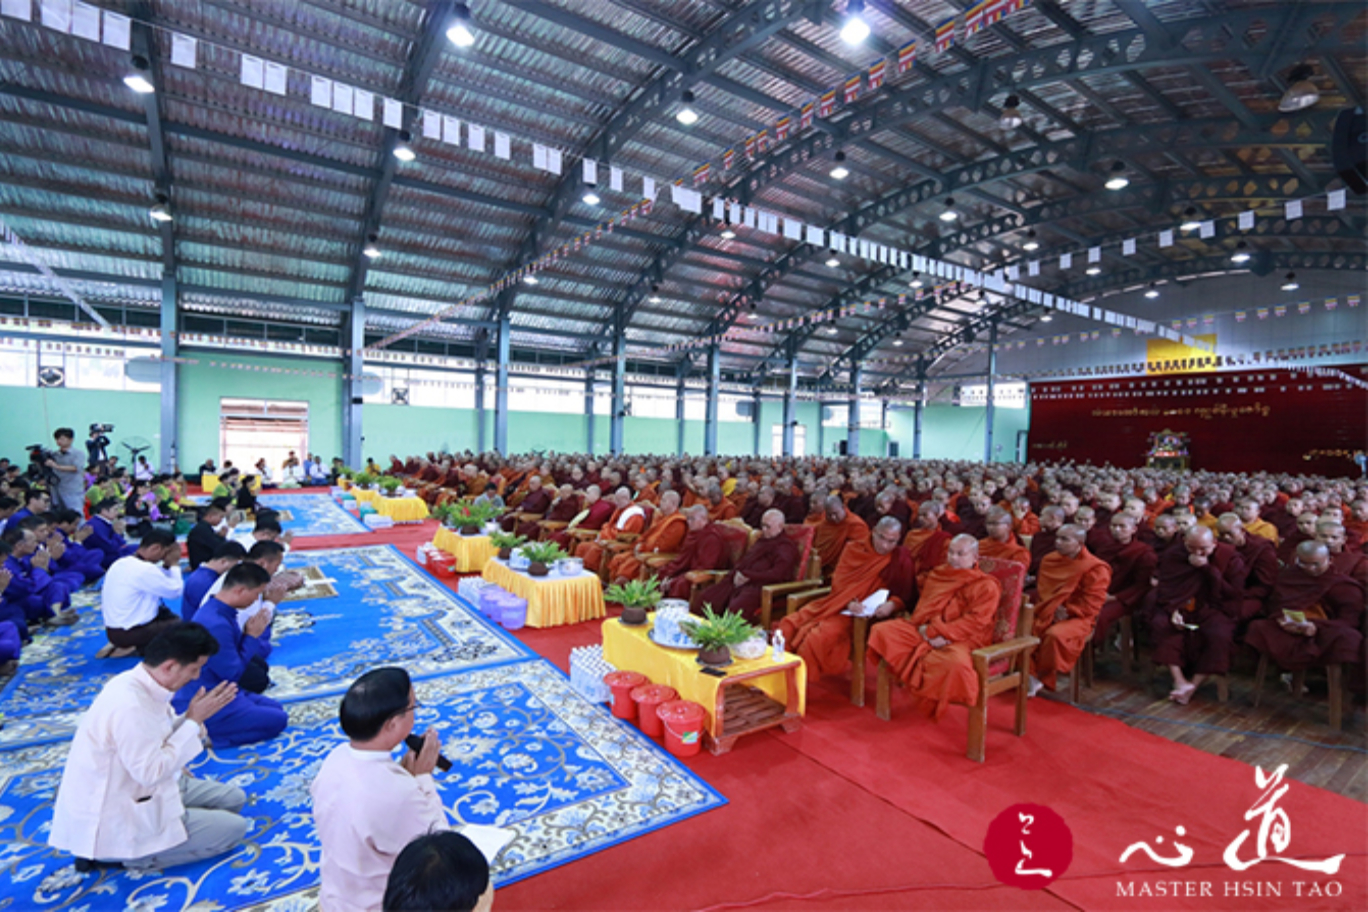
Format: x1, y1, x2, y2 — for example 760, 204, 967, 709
681, 606, 758, 668
353, 470, 377, 490
379, 476, 403, 497
520, 541, 566, 577
451, 501, 500, 536
603, 577, 662, 627
489, 531, 527, 561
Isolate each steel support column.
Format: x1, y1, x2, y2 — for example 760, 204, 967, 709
846, 364, 863, 457
610, 312, 626, 454
704, 345, 720, 456
494, 312, 510, 454
782, 349, 797, 458
984, 322, 998, 463
752, 388, 763, 456
881, 399, 889, 456
473, 361, 487, 452
158, 272, 177, 471
675, 365, 687, 457
343, 298, 365, 467
585, 370, 596, 455
913, 366, 926, 460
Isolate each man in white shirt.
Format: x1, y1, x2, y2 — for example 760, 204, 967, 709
49, 622, 247, 871
311, 667, 447, 912
100, 530, 183, 657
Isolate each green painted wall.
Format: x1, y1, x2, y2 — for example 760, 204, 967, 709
886, 404, 1031, 462
362, 404, 479, 460
2, 387, 161, 460
176, 352, 344, 467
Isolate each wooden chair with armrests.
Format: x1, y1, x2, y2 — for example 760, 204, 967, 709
874, 557, 1040, 763
758, 524, 821, 631
779, 569, 880, 707
686, 520, 758, 611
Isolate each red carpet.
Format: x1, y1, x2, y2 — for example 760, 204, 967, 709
288, 522, 1368, 910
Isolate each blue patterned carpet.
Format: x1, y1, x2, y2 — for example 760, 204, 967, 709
0, 659, 725, 910
0, 546, 529, 748
253, 493, 370, 537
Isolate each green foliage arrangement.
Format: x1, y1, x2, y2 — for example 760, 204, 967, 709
520, 541, 567, 564
378, 476, 403, 493
352, 470, 378, 487
680, 606, 758, 651
602, 576, 663, 610
489, 531, 527, 550
449, 500, 502, 529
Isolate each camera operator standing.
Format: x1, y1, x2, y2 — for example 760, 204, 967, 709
47, 429, 88, 513
86, 424, 112, 470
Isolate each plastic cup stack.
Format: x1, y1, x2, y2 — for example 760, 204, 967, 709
569, 645, 615, 703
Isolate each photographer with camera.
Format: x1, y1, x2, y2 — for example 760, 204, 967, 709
86, 424, 112, 470
46, 429, 88, 513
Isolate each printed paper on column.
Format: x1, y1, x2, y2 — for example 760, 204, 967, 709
382, 97, 403, 129
494, 131, 510, 160
442, 115, 460, 145
467, 123, 486, 153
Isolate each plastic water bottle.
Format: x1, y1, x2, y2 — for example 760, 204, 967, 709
771, 629, 785, 661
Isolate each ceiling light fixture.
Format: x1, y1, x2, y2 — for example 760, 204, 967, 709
148, 192, 172, 223
1022, 229, 1039, 252
447, 3, 476, 47
1230, 240, 1251, 264
1278, 64, 1319, 113
825, 255, 841, 268
1040, 314, 1053, 322
1104, 161, 1129, 190
124, 55, 155, 94
581, 185, 600, 206
1180, 206, 1201, 232
826, 326, 838, 335
999, 94, 1023, 130
362, 233, 381, 258
524, 274, 539, 285
1281, 271, 1299, 291
676, 89, 699, 126
909, 272, 923, 288
829, 150, 849, 180
939, 197, 958, 222
840, 0, 871, 46
1086, 265, 1101, 275
720, 227, 735, 239
1144, 283, 1160, 299
392, 130, 416, 162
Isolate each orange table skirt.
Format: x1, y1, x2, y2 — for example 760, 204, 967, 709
433, 527, 499, 572
482, 559, 606, 628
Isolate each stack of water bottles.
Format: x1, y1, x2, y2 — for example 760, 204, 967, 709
476, 584, 529, 631
569, 645, 615, 703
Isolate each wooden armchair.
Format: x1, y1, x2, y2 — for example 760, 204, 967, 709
874, 557, 1039, 763
759, 524, 821, 630
687, 521, 758, 611
1251, 653, 1345, 731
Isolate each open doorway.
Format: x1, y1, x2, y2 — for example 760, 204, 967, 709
220, 398, 309, 478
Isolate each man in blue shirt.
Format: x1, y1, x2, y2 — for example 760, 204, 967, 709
175, 562, 287, 747
85, 498, 138, 570
8, 488, 50, 527
50, 509, 106, 583
1, 522, 78, 633
180, 540, 248, 621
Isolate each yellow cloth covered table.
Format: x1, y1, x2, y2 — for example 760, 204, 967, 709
372, 496, 429, 523
201, 473, 219, 493
349, 487, 380, 504
433, 527, 498, 572
601, 613, 805, 751
482, 560, 605, 628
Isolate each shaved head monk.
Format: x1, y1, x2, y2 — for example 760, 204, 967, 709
1028, 505, 1065, 579
904, 501, 951, 590
1245, 541, 1365, 677
574, 488, 646, 573
1091, 513, 1157, 650
655, 506, 728, 601
1214, 513, 1279, 624
607, 490, 685, 585
696, 509, 800, 623
865, 534, 1001, 719
1028, 524, 1112, 695
1149, 526, 1247, 705
1317, 519, 1368, 589
1235, 498, 1279, 545
547, 485, 611, 549
811, 495, 869, 580
706, 484, 739, 522
978, 507, 1030, 567
501, 474, 550, 534
779, 517, 914, 679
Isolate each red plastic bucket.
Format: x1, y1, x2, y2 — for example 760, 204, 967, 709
658, 700, 706, 757
604, 671, 648, 720
630, 684, 678, 737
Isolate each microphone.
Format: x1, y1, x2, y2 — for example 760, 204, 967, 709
404, 733, 452, 772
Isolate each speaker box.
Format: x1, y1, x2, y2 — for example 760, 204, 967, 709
1331, 106, 1366, 194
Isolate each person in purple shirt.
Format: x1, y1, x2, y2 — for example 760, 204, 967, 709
1, 523, 78, 633
174, 562, 286, 747
49, 509, 105, 583
180, 541, 247, 622
84, 498, 138, 570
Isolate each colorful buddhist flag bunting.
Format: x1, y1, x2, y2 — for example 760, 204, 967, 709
1256, 307, 1269, 320
843, 74, 861, 104
744, 134, 756, 158
818, 89, 837, 118
800, 100, 815, 130
897, 39, 918, 74
1297, 301, 1311, 315
692, 162, 710, 185
867, 59, 886, 91
1349, 294, 1360, 308
774, 116, 791, 141
1274, 305, 1287, 318
1325, 297, 1337, 311
1203, 314, 1214, 325
1235, 310, 1247, 322
964, 1, 987, 36
934, 17, 956, 53
722, 148, 735, 170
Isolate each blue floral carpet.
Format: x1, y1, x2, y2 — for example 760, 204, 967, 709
0, 660, 725, 911
0, 546, 529, 749
253, 493, 370, 537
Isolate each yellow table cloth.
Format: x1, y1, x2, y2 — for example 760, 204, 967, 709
202, 473, 261, 495
433, 527, 498, 572
601, 613, 806, 738
349, 487, 380, 504
372, 496, 429, 523
482, 560, 606, 628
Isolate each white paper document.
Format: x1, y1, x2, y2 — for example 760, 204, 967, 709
842, 588, 889, 618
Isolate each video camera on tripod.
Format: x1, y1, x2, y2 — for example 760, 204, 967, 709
25, 443, 59, 486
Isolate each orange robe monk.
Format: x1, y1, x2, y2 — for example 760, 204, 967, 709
707, 499, 739, 522
904, 526, 951, 589
1031, 548, 1111, 689
778, 537, 914, 679
978, 536, 1030, 568
576, 504, 648, 572
812, 511, 869, 579
866, 565, 1001, 719
1243, 516, 1280, 545
1013, 508, 1041, 537
607, 510, 687, 582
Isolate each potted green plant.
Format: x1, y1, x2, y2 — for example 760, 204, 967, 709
353, 470, 377, 489
379, 476, 403, 497
520, 541, 565, 577
451, 501, 501, 536
681, 606, 757, 667
602, 576, 662, 627
489, 530, 527, 561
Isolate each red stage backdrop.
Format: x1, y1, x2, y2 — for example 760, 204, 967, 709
1028, 365, 1368, 476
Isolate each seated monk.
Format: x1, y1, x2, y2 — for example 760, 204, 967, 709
1027, 505, 1066, 580
1245, 541, 1364, 676
811, 494, 868, 580
529, 484, 580, 540
1318, 519, 1368, 589
608, 491, 686, 585
655, 506, 728, 601
502, 475, 551, 534
697, 509, 801, 623
1344, 499, 1368, 550
1011, 495, 1041, 538
1214, 513, 1278, 624
1277, 511, 1319, 564
866, 535, 1001, 719
1149, 527, 1246, 705
741, 486, 775, 529
1235, 498, 1279, 545
778, 517, 913, 680
632, 475, 660, 506
575, 488, 647, 573
547, 485, 612, 550
978, 507, 1030, 566
705, 485, 739, 523
903, 501, 950, 589
1027, 525, 1112, 695
1091, 513, 1157, 648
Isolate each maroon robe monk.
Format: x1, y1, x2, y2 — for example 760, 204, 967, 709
1027, 506, 1065, 578
656, 509, 728, 601
503, 483, 552, 534
1245, 543, 1365, 671
547, 488, 613, 550
1092, 514, 1157, 647
1219, 518, 1279, 623
696, 510, 801, 623
1149, 528, 1246, 704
